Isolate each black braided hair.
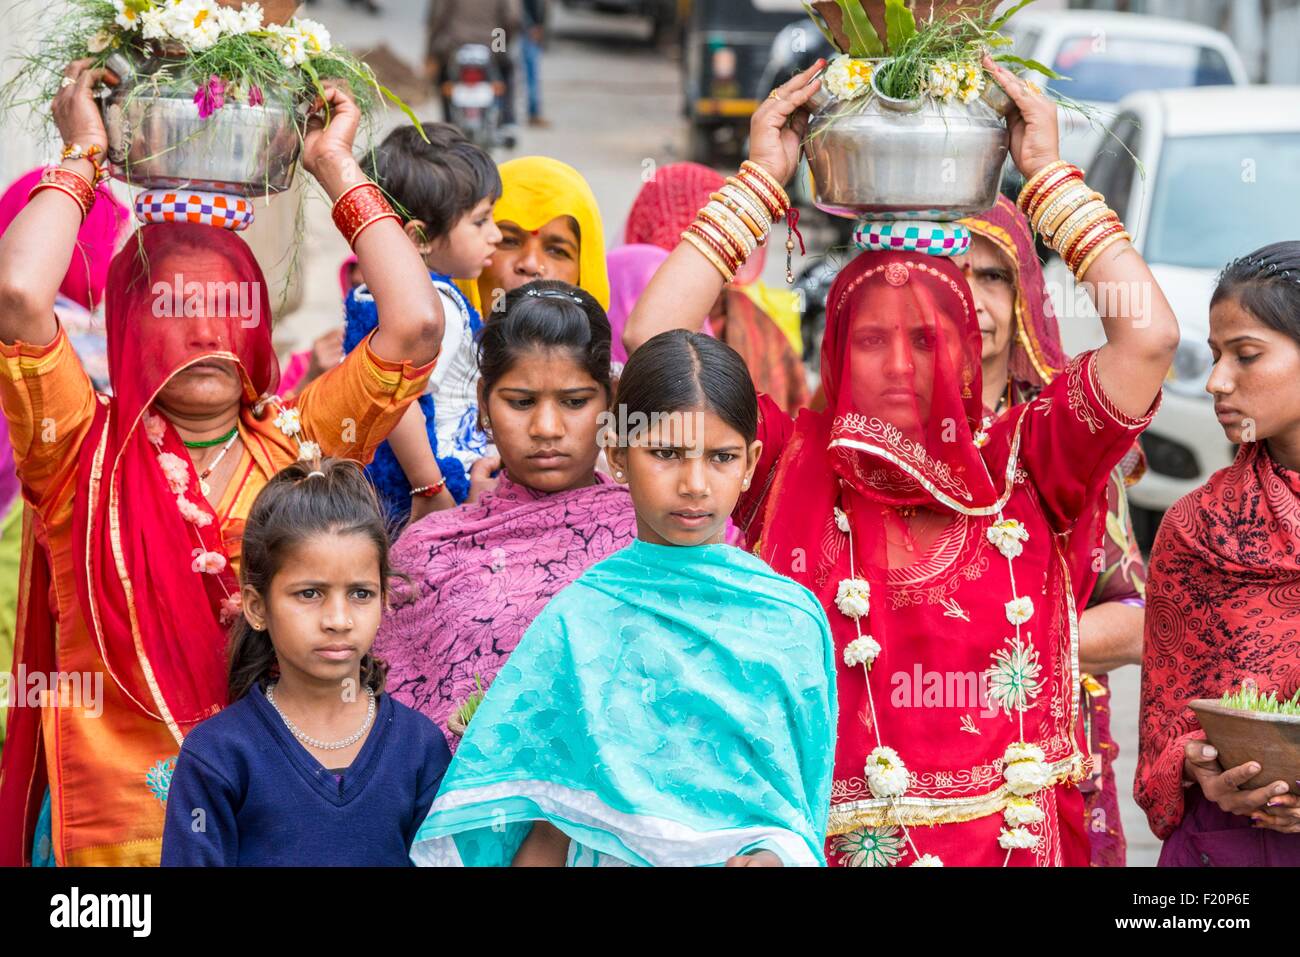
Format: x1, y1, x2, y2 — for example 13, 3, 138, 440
1212, 241, 1300, 343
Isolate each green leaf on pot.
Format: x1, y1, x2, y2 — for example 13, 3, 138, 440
993, 53, 1063, 80
884, 0, 916, 53
802, 2, 843, 53
989, 0, 1040, 32
834, 0, 883, 58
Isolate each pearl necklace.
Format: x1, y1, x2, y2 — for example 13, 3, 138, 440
265, 682, 376, 751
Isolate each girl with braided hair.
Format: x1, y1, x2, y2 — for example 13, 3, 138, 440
1137, 241, 1300, 865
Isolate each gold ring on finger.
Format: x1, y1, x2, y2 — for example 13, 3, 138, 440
768, 90, 782, 101
61, 76, 75, 89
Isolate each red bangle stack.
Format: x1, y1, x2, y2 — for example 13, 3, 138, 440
331, 182, 401, 248
28, 166, 96, 222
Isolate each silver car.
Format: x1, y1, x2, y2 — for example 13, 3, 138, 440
1050, 85, 1300, 525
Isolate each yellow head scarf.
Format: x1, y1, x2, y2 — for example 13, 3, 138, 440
485, 156, 610, 310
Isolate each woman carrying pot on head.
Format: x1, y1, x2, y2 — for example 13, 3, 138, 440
1137, 242, 1300, 867
0, 63, 444, 866
624, 161, 810, 415
623, 58, 1178, 866
374, 281, 636, 749
956, 195, 1148, 867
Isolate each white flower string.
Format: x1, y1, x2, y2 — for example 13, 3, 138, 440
832, 495, 1053, 867
984, 513, 1050, 864
836, 500, 930, 864
142, 411, 236, 614
143, 397, 317, 626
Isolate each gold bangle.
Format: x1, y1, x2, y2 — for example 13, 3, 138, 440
1074, 231, 1130, 281
725, 175, 778, 224
710, 190, 765, 241
1038, 186, 1098, 237
1064, 216, 1121, 268
1017, 159, 1073, 213
740, 160, 790, 211
1059, 207, 1118, 262
682, 229, 733, 281
703, 203, 756, 258
1052, 200, 1109, 255
733, 170, 784, 220
1067, 220, 1126, 274
695, 214, 748, 264
721, 182, 773, 234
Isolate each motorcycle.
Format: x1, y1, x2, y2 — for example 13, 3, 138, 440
442, 44, 512, 150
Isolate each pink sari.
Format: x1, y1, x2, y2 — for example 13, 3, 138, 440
375, 472, 637, 744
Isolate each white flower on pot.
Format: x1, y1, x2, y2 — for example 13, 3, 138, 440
823, 54, 873, 101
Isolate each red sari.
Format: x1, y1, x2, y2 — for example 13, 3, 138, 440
964, 196, 1145, 866
1137, 442, 1300, 863
737, 250, 1156, 866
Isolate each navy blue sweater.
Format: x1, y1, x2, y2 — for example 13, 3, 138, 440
161, 686, 450, 866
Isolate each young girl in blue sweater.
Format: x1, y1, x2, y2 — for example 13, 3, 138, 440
161, 459, 450, 866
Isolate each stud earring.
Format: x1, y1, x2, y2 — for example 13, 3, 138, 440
615, 470, 624, 480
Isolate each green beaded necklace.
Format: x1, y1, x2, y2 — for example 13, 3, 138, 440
182, 425, 239, 450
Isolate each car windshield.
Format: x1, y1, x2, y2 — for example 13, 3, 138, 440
1047, 36, 1234, 102
1145, 133, 1300, 270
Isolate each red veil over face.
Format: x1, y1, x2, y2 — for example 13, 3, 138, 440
759, 249, 1016, 631
72, 222, 278, 742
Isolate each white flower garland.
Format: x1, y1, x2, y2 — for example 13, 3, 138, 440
831, 491, 1054, 867
843, 635, 880, 669
834, 577, 871, 620
864, 746, 910, 799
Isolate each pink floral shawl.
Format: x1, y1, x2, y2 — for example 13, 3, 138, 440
376, 471, 637, 744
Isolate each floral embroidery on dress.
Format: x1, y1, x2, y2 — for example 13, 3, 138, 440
985, 632, 1042, 717
832, 825, 906, 867
146, 757, 177, 805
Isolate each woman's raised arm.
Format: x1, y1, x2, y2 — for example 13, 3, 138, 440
0, 60, 109, 347
622, 60, 824, 357
302, 83, 444, 368
986, 57, 1178, 420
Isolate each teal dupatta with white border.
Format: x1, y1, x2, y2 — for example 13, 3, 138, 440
410, 539, 837, 866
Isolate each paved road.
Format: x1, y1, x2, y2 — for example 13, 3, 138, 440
288, 0, 1159, 866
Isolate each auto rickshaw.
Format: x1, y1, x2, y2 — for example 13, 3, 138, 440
681, 0, 807, 165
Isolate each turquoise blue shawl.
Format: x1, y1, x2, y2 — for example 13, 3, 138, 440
411, 539, 837, 866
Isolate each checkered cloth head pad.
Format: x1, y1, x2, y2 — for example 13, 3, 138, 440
853, 220, 971, 257
134, 189, 255, 231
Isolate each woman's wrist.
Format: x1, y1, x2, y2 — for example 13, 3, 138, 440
311, 154, 366, 203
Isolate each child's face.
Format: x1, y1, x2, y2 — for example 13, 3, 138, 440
609, 405, 762, 547
242, 531, 384, 689
480, 346, 606, 494
429, 196, 502, 280
477, 216, 581, 309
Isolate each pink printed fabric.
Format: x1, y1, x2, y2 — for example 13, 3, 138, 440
376, 471, 637, 746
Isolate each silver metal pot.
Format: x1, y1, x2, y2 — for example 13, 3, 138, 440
98, 53, 303, 197
803, 67, 1010, 221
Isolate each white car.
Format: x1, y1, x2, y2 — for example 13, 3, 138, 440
1048, 86, 1300, 520
1002, 10, 1249, 169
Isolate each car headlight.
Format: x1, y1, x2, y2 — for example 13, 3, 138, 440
1165, 337, 1213, 399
